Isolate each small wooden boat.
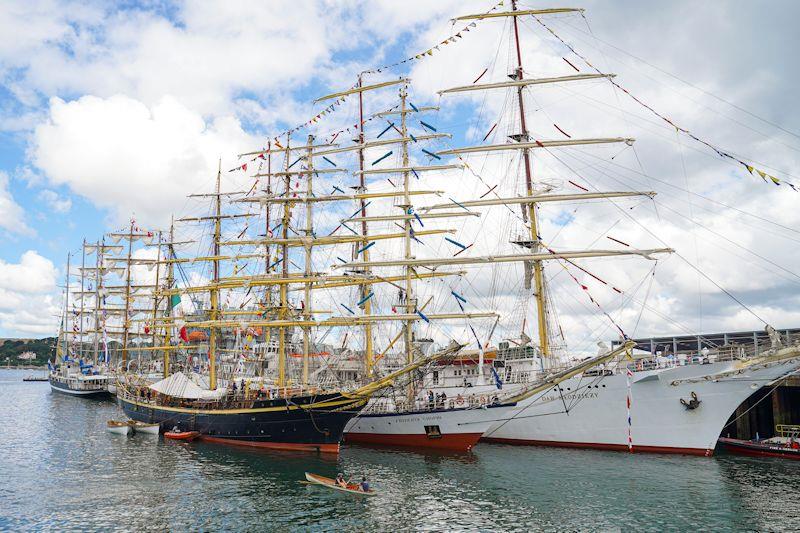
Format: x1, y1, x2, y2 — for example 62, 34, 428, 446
106, 420, 132, 435
23, 375, 48, 382
304, 472, 375, 496
130, 421, 160, 435
164, 430, 201, 441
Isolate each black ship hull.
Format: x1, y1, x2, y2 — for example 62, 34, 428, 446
118, 392, 366, 453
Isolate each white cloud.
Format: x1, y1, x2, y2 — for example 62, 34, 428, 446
0, 171, 33, 236
38, 189, 72, 213
0, 251, 61, 335
31, 94, 258, 227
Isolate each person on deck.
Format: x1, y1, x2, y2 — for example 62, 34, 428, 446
428, 390, 434, 409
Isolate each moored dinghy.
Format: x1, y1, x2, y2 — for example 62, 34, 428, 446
130, 421, 160, 435
106, 420, 132, 435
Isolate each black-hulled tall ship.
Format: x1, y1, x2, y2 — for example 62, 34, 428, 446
114, 155, 469, 452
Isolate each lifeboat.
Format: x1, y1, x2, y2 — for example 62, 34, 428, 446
164, 430, 201, 441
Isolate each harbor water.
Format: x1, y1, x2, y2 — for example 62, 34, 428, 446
2, 369, 799, 532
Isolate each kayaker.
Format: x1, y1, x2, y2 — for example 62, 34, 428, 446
360, 476, 370, 492
335, 473, 347, 488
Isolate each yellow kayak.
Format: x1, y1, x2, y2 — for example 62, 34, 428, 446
304, 472, 375, 496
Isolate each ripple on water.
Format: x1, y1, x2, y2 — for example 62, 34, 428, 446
2, 369, 800, 532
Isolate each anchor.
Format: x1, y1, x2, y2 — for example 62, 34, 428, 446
680, 391, 701, 410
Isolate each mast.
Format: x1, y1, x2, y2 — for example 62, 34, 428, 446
278, 135, 291, 387
264, 140, 272, 296
163, 219, 175, 378
511, 0, 549, 358
93, 240, 102, 364
78, 241, 86, 361
150, 231, 162, 362
121, 219, 134, 367
62, 252, 71, 359
357, 74, 375, 378
399, 86, 415, 383
209, 161, 222, 390
302, 134, 314, 386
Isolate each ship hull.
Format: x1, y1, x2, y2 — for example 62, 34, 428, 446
49, 376, 110, 398
119, 393, 366, 453
344, 404, 513, 452
481, 358, 800, 456
718, 437, 800, 460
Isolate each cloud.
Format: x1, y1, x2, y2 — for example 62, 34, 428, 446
38, 189, 72, 213
2, 0, 800, 348
31, 94, 258, 227
0, 171, 33, 236
0, 251, 61, 335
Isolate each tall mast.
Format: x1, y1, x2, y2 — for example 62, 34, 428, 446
62, 252, 71, 359
209, 161, 222, 390
277, 135, 291, 387
121, 219, 134, 367
163, 219, 175, 378
302, 134, 314, 386
399, 86, 415, 374
93, 240, 101, 364
357, 74, 376, 378
150, 231, 162, 361
511, 0, 549, 357
264, 140, 272, 290
78, 241, 86, 361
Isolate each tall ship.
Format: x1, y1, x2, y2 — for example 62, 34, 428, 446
110, 155, 492, 453
49, 221, 160, 396
398, 1, 800, 455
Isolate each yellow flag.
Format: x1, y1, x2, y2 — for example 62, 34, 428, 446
769, 175, 781, 185
745, 164, 754, 174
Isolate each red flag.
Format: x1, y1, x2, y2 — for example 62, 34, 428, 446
180, 325, 188, 342
242, 163, 247, 172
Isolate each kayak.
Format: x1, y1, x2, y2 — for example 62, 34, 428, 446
304, 472, 375, 496
164, 430, 201, 441
106, 420, 132, 435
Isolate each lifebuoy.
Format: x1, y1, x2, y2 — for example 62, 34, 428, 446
456, 395, 464, 406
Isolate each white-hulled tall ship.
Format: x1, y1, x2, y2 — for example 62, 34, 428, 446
49, 250, 111, 397
402, 1, 800, 455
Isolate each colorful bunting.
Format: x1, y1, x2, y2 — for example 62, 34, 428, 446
536, 17, 798, 193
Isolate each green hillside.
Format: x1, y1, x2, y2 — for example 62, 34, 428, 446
0, 338, 56, 367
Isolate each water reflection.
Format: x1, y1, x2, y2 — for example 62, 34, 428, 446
2, 369, 800, 531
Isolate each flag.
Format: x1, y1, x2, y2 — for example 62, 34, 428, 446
491, 366, 503, 390
180, 325, 188, 342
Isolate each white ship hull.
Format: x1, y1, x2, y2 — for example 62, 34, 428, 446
49, 377, 110, 397
345, 404, 513, 451
478, 357, 800, 455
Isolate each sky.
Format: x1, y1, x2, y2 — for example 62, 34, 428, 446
0, 0, 799, 352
